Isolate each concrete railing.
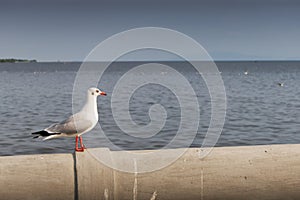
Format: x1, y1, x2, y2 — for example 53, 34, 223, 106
0, 144, 299, 200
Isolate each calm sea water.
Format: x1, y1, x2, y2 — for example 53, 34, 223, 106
0, 61, 299, 156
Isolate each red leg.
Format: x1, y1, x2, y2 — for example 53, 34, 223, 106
75, 135, 84, 152
79, 136, 86, 150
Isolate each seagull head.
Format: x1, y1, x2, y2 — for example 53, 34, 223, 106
88, 87, 107, 97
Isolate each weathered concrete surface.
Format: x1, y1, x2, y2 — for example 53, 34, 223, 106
76, 148, 114, 200
128, 145, 300, 200
82, 144, 300, 200
0, 154, 74, 200
0, 144, 299, 200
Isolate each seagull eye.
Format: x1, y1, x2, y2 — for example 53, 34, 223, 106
96, 90, 99, 93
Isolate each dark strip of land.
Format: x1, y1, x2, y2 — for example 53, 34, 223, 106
0, 58, 37, 63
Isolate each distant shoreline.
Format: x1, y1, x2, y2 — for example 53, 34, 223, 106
0, 58, 37, 63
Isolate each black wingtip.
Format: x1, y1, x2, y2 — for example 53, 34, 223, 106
32, 130, 51, 137
31, 130, 61, 139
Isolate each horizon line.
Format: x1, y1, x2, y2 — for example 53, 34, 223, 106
35, 59, 300, 63
2, 58, 300, 63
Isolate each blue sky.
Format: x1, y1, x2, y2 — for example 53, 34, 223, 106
0, 0, 299, 61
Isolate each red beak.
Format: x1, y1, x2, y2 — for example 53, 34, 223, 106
100, 91, 107, 96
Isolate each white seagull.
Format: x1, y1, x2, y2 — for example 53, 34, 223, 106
32, 87, 107, 152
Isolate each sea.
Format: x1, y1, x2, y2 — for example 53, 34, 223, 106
0, 61, 299, 156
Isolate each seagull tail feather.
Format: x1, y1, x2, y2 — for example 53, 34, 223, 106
31, 130, 61, 140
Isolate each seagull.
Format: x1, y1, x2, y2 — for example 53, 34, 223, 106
32, 87, 107, 152
278, 82, 284, 87
244, 70, 248, 75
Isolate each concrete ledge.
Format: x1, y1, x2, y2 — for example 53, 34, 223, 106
81, 144, 300, 200
0, 154, 74, 200
76, 148, 114, 200
0, 144, 299, 200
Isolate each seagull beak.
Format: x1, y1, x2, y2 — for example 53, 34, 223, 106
100, 91, 107, 96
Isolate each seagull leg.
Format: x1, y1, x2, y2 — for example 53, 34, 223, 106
79, 136, 86, 150
75, 135, 84, 152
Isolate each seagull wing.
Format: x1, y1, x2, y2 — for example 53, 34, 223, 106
45, 113, 94, 135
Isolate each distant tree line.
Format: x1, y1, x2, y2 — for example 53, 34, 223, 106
0, 58, 37, 63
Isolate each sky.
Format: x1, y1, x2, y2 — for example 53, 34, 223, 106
0, 0, 300, 61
